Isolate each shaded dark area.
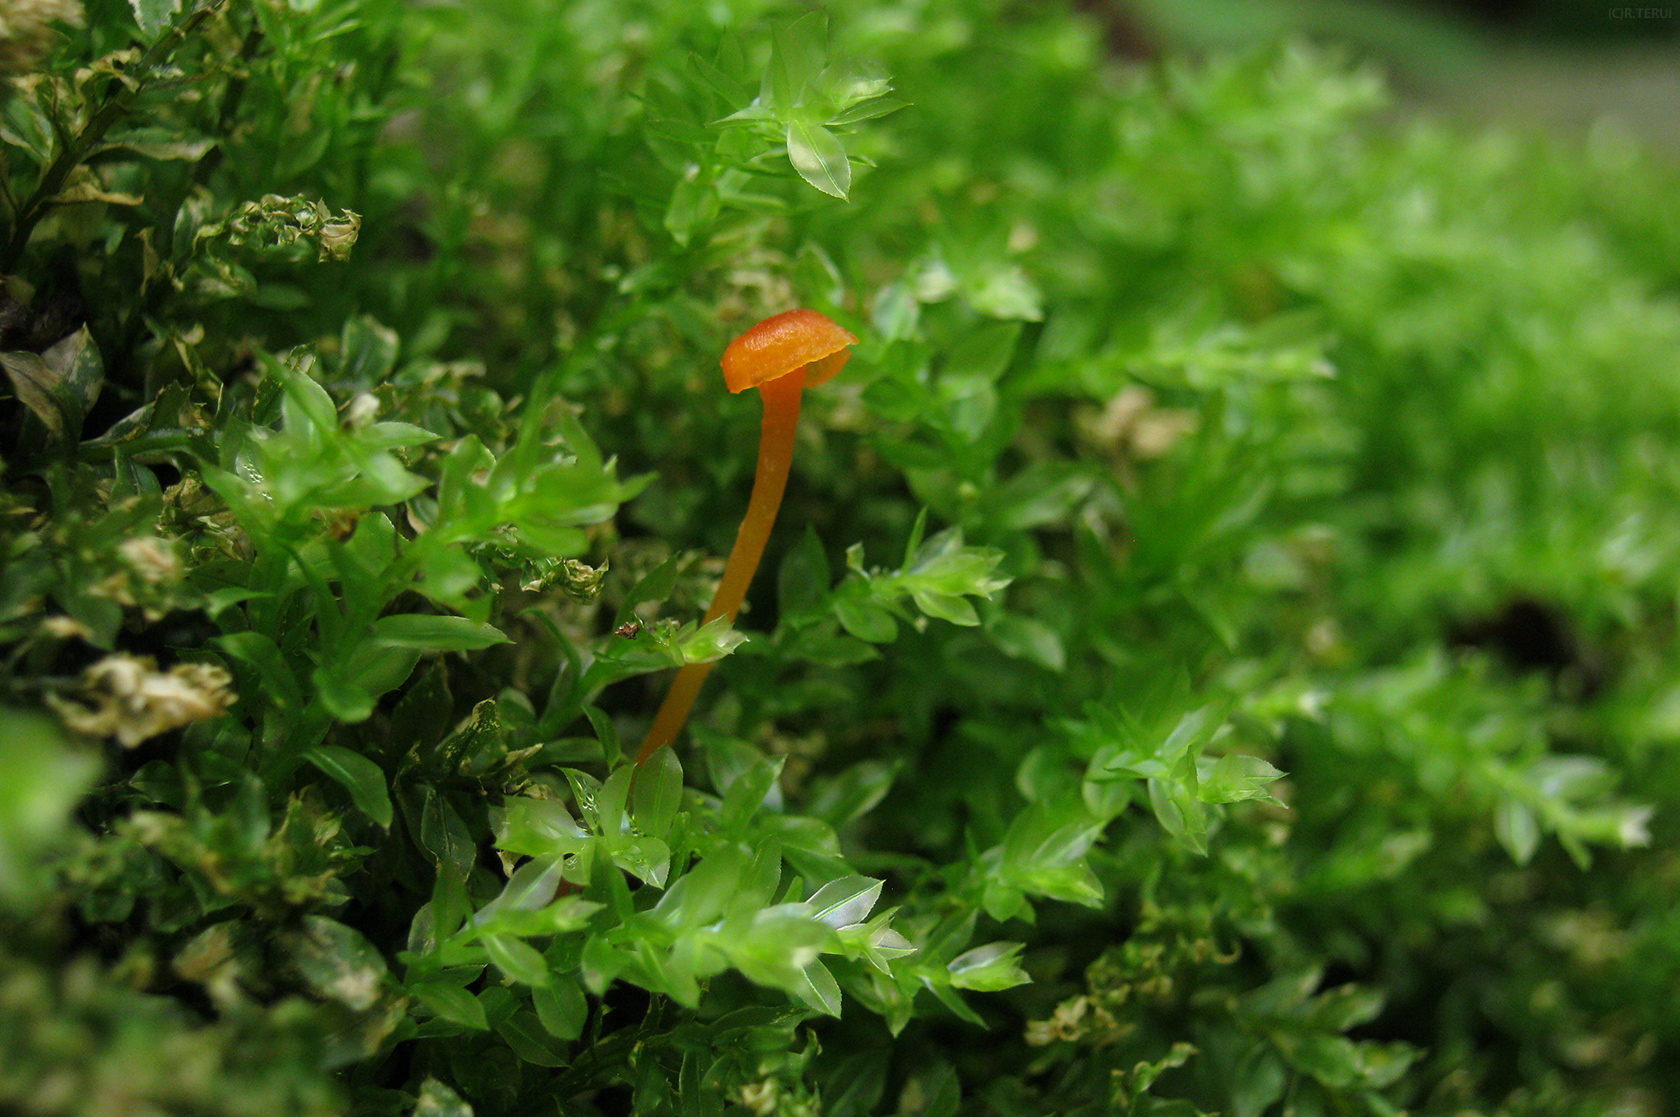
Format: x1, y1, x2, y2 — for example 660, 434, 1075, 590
1451, 597, 1604, 699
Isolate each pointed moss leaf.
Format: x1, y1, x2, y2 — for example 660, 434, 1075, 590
704, 734, 759, 797
1275, 1033, 1364, 1089
1358, 1041, 1423, 1089
416, 547, 481, 609
420, 789, 478, 879
794, 959, 843, 1016
1161, 706, 1221, 764
926, 981, 984, 1026
910, 590, 979, 626
48, 327, 103, 434
430, 858, 469, 946
902, 527, 1011, 598
403, 900, 436, 960
1232, 1050, 1289, 1117
1149, 777, 1209, 856
609, 835, 670, 887
1199, 754, 1286, 805
1495, 798, 1541, 864
967, 264, 1043, 321
655, 844, 743, 929
2, 352, 75, 444
645, 112, 711, 151
478, 895, 600, 938
795, 242, 846, 308
564, 768, 603, 832
690, 50, 750, 107
992, 803, 1106, 906
787, 121, 850, 199
719, 102, 778, 128
989, 614, 1065, 671
1130, 1042, 1197, 1097
495, 796, 587, 858
766, 12, 827, 110
665, 174, 718, 247
830, 96, 910, 126
721, 756, 784, 833
1309, 984, 1387, 1033
947, 322, 1020, 382
579, 935, 624, 994
0, 709, 101, 907
329, 644, 422, 715
770, 818, 845, 882
764, 28, 795, 109
806, 759, 898, 829
472, 856, 564, 928
863, 921, 915, 969
947, 942, 1029, 992
581, 705, 620, 762
782, 13, 829, 88
497, 1011, 566, 1067
596, 763, 634, 835
340, 315, 400, 383
314, 659, 376, 721
778, 525, 831, 618
728, 905, 834, 991
1021, 819, 1102, 860
410, 982, 489, 1031
304, 746, 392, 828
678, 616, 748, 664
482, 933, 551, 987
361, 421, 439, 451
1240, 967, 1325, 1020
275, 354, 338, 432
415, 1078, 474, 1117
1015, 861, 1103, 909
918, 1064, 962, 1117
287, 916, 389, 1012
992, 462, 1094, 531
1016, 806, 1100, 866
371, 614, 509, 652
806, 875, 883, 928
873, 281, 920, 341
919, 909, 979, 967
130, 0, 182, 36
533, 978, 588, 1041
1529, 754, 1616, 801
835, 597, 898, 642
632, 746, 683, 840
739, 838, 785, 910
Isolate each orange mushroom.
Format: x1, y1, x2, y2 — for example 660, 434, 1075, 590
634, 309, 858, 766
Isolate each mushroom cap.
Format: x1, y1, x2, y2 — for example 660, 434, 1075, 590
721, 309, 859, 394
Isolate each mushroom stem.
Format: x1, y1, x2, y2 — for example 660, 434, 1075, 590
703, 367, 807, 629
634, 367, 806, 765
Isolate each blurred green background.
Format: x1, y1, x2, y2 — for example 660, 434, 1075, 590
1116, 0, 1679, 149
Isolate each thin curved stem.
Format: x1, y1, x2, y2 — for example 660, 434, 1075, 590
634, 369, 806, 765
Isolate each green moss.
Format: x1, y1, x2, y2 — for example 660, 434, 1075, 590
2, 2, 1677, 1114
